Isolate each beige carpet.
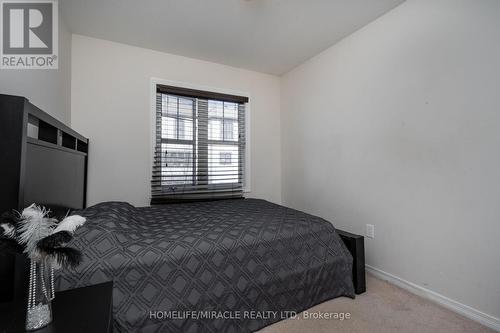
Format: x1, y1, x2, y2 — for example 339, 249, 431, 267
259, 273, 495, 333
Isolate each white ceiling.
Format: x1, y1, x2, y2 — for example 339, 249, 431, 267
61, 0, 405, 75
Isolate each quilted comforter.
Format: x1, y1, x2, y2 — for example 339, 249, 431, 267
56, 199, 354, 332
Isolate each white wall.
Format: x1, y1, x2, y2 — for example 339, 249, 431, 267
281, 0, 500, 322
71, 35, 281, 207
0, 12, 71, 124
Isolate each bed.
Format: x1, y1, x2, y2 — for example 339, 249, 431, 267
1, 94, 361, 332
56, 199, 355, 332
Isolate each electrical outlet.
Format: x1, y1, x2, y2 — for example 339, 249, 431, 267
366, 224, 375, 239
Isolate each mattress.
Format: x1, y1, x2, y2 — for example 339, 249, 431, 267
56, 199, 355, 332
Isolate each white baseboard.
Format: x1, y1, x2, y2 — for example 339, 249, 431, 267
365, 265, 500, 332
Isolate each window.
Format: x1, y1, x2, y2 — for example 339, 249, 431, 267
152, 84, 248, 202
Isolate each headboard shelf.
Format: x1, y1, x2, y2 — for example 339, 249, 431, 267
62, 132, 77, 150
24, 103, 88, 155
27, 137, 88, 157
77, 139, 88, 153
25, 97, 87, 143
38, 120, 58, 144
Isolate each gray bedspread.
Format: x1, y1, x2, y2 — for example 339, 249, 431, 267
56, 199, 354, 332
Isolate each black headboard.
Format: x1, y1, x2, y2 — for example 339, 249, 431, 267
0, 93, 89, 302
0, 94, 88, 212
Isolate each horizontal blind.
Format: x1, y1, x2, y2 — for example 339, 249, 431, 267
151, 86, 246, 203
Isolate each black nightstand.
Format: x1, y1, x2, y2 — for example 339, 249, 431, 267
0, 282, 113, 333
337, 229, 366, 294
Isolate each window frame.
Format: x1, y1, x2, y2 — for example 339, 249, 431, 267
150, 78, 251, 194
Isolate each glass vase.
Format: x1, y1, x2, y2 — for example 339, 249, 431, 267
26, 259, 55, 331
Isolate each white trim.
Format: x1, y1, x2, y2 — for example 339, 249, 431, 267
366, 265, 500, 332
149, 78, 252, 193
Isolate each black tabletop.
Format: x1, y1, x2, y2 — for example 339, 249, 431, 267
0, 282, 113, 333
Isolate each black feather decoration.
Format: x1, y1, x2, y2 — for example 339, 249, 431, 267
37, 231, 73, 251
0, 211, 19, 225
0, 211, 19, 238
41, 246, 82, 268
0, 223, 15, 238
0, 236, 24, 255
1, 211, 22, 254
